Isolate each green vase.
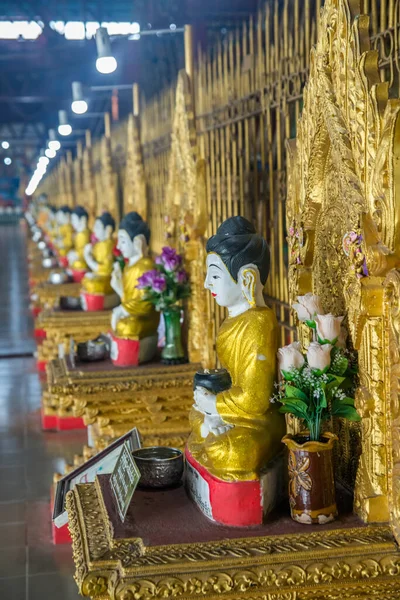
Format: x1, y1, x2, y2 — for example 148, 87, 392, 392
161, 307, 186, 364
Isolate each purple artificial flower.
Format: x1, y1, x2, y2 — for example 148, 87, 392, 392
159, 246, 182, 272
136, 269, 159, 289
174, 269, 188, 284
152, 274, 167, 293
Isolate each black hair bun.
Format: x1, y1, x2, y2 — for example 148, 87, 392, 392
194, 368, 232, 394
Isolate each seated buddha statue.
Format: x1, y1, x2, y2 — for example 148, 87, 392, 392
81, 212, 116, 297
187, 216, 285, 486
54, 205, 73, 258
110, 212, 159, 341
67, 206, 91, 273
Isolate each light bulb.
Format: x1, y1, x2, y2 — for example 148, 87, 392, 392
71, 99, 88, 114
45, 148, 56, 158
4, 157, 12, 165
58, 124, 72, 136
1, 141, 9, 149
96, 56, 117, 74
48, 140, 61, 151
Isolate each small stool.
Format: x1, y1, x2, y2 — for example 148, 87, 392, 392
110, 333, 158, 367
71, 268, 87, 283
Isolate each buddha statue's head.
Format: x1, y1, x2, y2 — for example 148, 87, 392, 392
117, 212, 150, 261
71, 206, 89, 232
205, 216, 270, 314
93, 212, 115, 242
56, 205, 72, 225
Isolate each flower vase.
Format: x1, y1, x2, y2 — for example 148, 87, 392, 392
161, 307, 186, 364
282, 432, 338, 525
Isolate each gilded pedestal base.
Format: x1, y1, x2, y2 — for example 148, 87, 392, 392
66, 477, 400, 600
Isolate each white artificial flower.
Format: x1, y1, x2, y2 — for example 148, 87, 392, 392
315, 314, 344, 343
278, 341, 305, 372
307, 342, 332, 371
292, 293, 324, 321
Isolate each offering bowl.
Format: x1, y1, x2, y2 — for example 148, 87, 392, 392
132, 447, 184, 489
77, 337, 109, 362
48, 270, 70, 284
59, 296, 81, 310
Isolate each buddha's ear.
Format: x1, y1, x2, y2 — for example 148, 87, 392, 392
133, 234, 147, 255
239, 265, 258, 307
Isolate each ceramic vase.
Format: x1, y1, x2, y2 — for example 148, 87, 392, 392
282, 432, 338, 525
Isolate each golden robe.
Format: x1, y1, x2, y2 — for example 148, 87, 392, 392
71, 228, 91, 270
57, 223, 74, 256
114, 257, 159, 339
81, 239, 115, 295
188, 306, 285, 481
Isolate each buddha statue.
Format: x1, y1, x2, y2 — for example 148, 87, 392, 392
109, 212, 159, 365
187, 216, 285, 487
67, 206, 91, 272
81, 212, 115, 296
54, 205, 73, 258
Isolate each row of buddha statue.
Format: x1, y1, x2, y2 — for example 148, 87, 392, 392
34, 201, 283, 525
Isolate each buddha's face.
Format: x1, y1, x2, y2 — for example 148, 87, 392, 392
204, 254, 243, 308
117, 229, 145, 260
71, 213, 87, 232
56, 210, 69, 225
93, 219, 107, 242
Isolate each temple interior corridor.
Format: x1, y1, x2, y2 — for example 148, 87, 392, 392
0, 223, 86, 599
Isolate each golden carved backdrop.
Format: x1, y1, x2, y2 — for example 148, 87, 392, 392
35, 0, 400, 537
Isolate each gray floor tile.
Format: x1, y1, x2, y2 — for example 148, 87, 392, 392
0, 500, 26, 524
0, 522, 26, 548
0, 547, 26, 578
28, 573, 81, 600
0, 576, 26, 600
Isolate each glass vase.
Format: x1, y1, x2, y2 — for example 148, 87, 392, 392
161, 306, 186, 364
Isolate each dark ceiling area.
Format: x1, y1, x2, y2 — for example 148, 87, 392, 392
0, 0, 256, 181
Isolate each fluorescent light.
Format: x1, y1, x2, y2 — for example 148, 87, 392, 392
71, 100, 88, 114
1, 141, 9, 149
96, 56, 117, 74
58, 124, 72, 136
49, 140, 61, 150
64, 21, 85, 40
38, 157, 49, 166
4, 157, 12, 165
95, 27, 117, 74
45, 148, 56, 158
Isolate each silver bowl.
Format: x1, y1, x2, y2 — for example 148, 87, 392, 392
132, 447, 184, 489
42, 257, 58, 269
38, 241, 46, 250
48, 270, 70, 284
77, 337, 109, 362
59, 296, 81, 310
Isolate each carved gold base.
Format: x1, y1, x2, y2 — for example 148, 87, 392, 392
66, 478, 400, 600
32, 281, 82, 310
36, 311, 111, 364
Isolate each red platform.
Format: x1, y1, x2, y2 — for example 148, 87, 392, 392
186, 448, 268, 527
82, 291, 106, 311
57, 415, 86, 431
41, 409, 57, 430
37, 359, 47, 373
110, 333, 139, 367
59, 256, 68, 268
31, 306, 42, 318
50, 487, 71, 545
71, 268, 87, 283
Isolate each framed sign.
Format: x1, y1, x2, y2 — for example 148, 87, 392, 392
110, 441, 141, 522
53, 427, 141, 528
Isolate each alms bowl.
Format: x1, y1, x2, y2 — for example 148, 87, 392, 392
132, 447, 184, 489
48, 270, 70, 284
77, 337, 109, 362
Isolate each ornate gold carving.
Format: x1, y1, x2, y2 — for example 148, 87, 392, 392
67, 479, 400, 600
124, 114, 147, 219
286, 0, 400, 531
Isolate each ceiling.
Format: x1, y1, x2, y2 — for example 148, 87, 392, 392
0, 0, 256, 181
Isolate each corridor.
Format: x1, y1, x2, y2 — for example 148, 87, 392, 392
0, 222, 86, 599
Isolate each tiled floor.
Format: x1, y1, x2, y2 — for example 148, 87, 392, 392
0, 223, 87, 599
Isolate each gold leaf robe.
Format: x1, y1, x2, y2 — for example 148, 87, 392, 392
81, 239, 115, 295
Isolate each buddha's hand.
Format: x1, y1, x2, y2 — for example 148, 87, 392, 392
194, 387, 217, 416
111, 305, 129, 330
84, 244, 97, 272
111, 262, 123, 297
200, 414, 233, 438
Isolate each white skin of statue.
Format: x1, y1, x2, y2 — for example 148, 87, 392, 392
110, 230, 148, 331
83, 219, 113, 276
55, 210, 70, 248
194, 254, 266, 438
67, 214, 88, 264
